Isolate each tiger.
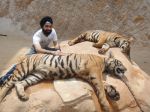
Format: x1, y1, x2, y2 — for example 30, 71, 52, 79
68, 30, 133, 60
0, 53, 127, 112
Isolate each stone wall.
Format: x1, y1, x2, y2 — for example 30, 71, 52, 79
0, 0, 149, 43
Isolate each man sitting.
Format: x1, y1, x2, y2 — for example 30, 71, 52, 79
28, 16, 63, 55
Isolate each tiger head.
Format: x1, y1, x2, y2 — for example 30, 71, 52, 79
119, 39, 130, 53
104, 52, 127, 78
119, 36, 134, 53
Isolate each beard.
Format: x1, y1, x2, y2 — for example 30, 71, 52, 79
42, 29, 52, 36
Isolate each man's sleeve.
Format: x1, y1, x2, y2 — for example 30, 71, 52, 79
33, 33, 41, 45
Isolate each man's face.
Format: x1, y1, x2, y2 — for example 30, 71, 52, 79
42, 22, 53, 36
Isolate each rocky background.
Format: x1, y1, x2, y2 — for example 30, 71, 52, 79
0, 0, 150, 74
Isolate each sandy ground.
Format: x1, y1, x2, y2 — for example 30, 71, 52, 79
0, 36, 150, 75
0, 36, 31, 72
131, 43, 150, 75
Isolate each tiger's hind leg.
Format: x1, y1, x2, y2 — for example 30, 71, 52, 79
0, 86, 12, 103
68, 32, 87, 46
0, 81, 14, 103
15, 72, 47, 101
92, 38, 106, 48
88, 70, 111, 112
92, 33, 107, 48
15, 65, 50, 100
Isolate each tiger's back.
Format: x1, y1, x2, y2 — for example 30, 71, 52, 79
28, 53, 104, 80
68, 30, 121, 44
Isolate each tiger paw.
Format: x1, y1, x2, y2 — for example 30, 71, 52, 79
68, 41, 74, 46
98, 48, 106, 54
15, 83, 29, 101
19, 93, 29, 101
105, 85, 120, 101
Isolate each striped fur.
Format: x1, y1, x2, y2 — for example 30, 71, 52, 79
68, 30, 133, 60
0, 53, 126, 112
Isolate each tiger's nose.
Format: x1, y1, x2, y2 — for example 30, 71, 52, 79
121, 46, 125, 49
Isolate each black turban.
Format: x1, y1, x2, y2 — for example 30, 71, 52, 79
40, 16, 53, 28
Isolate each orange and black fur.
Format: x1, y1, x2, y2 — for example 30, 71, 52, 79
68, 30, 133, 60
0, 53, 127, 112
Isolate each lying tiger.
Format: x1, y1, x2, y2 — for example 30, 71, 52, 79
0, 53, 127, 112
68, 30, 133, 60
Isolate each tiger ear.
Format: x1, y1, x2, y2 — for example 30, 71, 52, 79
108, 51, 114, 58
128, 37, 135, 43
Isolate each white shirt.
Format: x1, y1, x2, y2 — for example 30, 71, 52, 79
33, 28, 58, 48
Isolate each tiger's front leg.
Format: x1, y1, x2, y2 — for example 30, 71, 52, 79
0, 81, 14, 102
88, 70, 111, 112
98, 43, 110, 54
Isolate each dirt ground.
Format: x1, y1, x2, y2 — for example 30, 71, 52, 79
0, 36, 150, 75
0, 36, 31, 72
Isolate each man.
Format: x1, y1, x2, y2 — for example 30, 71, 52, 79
28, 16, 63, 55
0, 16, 64, 85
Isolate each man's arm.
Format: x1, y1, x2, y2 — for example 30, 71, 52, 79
34, 43, 56, 55
53, 41, 61, 50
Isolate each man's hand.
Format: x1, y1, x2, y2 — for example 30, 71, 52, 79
54, 50, 65, 56
55, 46, 61, 51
